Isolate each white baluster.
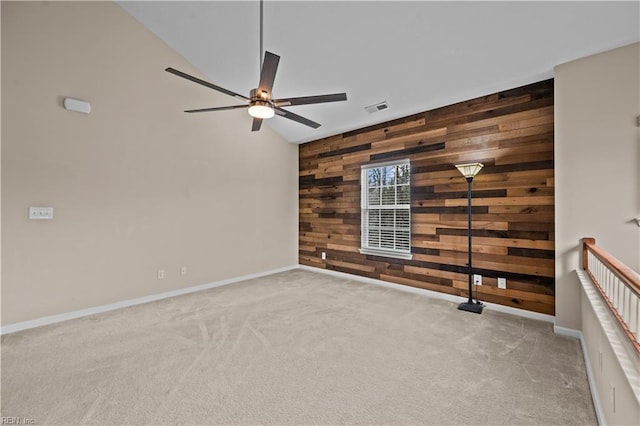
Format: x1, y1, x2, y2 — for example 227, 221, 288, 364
608, 271, 614, 305
629, 296, 637, 337
634, 297, 640, 339
619, 278, 624, 313
622, 285, 629, 324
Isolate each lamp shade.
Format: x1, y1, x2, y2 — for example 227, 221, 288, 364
455, 162, 484, 179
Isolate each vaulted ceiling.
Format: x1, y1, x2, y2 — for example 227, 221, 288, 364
118, 1, 639, 144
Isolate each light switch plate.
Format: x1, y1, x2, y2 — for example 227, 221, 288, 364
29, 207, 53, 219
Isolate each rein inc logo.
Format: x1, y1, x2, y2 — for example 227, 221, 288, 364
1, 418, 35, 425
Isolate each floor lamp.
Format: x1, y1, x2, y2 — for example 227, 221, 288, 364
455, 162, 484, 314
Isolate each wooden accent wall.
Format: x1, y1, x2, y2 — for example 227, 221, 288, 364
299, 79, 555, 315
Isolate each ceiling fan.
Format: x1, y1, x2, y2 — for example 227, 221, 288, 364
165, 0, 347, 132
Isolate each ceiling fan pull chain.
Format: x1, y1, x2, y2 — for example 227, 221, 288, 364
259, 0, 264, 73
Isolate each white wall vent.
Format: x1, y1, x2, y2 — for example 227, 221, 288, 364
365, 101, 390, 114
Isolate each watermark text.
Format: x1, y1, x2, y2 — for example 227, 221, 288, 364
1, 417, 36, 425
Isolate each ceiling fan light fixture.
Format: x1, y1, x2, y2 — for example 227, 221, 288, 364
248, 101, 275, 119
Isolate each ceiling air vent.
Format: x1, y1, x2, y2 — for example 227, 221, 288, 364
365, 101, 390, 114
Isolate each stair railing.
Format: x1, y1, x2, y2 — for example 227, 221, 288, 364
582, 237, 640, 356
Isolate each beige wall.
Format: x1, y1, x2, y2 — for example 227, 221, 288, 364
554, 42, 640, 329
1, 2, 298, 325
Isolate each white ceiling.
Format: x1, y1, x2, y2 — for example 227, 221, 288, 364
118, 1, 639, 144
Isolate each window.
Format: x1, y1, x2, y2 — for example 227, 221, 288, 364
360, 160, 412, 259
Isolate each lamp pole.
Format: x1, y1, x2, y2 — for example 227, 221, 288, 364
455, 163, 484, 314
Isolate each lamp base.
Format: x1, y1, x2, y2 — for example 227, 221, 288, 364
458, 301, 484, 314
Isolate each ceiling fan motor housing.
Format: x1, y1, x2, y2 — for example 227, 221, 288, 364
250, 88, 270, 101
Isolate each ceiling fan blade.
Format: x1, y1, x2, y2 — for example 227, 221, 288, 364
184, 105, 249, 113
251, 117, 263, 132
274, 107, 321, 129
257, 51, 280, 97
166, 67, 249, 101
273, 93, 347, 107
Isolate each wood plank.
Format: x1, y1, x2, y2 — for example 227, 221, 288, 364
444, 196, 554, 207
379, 274, 461, 295
412, 238, 509, 255
438, 234, 555, 250
326, 259, 376, 273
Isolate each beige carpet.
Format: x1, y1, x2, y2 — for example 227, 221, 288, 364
1, 269, 596, 425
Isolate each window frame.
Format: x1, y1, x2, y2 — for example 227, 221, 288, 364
359, 159, 412, 260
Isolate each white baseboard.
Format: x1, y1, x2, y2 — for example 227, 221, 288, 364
553, 325, 583, 340
298, 264, 555, 323
2, 263, 554, 334
0, 265, 298, 335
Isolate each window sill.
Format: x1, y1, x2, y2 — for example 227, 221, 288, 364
359, 248, 413, 260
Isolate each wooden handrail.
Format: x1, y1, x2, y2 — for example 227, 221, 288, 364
582, 237, 640, 356
583, 238, 640, 297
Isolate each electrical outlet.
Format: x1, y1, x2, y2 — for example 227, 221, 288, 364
473, 274, 482, 286
498, 277, 507, 289
321, 252, 327, 260
29, 207, 54, 220
157, 270, 165, 280
180, 266, 187, 276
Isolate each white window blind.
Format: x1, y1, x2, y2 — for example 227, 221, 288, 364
360, 160, 412, 259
